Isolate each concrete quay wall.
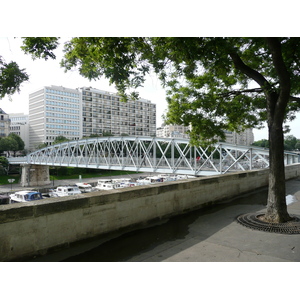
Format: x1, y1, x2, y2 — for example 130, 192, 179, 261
1, 164, 300, 261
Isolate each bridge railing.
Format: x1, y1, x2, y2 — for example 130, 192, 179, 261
7, 136, 300, 176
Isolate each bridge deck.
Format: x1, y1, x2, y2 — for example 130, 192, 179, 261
8, 136, 299, 176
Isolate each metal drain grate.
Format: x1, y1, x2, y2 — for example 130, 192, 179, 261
236, 213, 300, 234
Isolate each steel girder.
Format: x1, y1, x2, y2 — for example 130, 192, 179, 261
9, 137, 299, 176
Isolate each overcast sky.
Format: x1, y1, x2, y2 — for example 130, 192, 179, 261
1, 37, 299, 141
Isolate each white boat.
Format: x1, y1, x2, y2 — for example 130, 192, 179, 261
9, 191, 43, 203
136, 176, 164, 185
112, 178, 138, 188
95, 179, 121, 190
53, 186, 82, 197
176, 175, 196, 180
158, 174, 178, 182
75, 182, 93, 193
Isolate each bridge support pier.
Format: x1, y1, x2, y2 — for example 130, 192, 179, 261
20, 164, 51, 187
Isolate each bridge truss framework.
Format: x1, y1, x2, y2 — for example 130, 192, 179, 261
9, 136, 299, 176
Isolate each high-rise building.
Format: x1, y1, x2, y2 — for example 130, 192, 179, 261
9, 113, 30, 150
28, 85, 156, 150
80, 87, 156, 137
28, 86, 81, 150
0, 108, 10, 138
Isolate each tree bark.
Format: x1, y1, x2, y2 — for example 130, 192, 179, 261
264, 92, 291, 223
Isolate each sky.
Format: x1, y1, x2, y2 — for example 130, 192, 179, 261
1, 37, 300, 141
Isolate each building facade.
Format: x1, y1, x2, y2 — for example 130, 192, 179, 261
9, 113, 30, 150
157, 124, 254, 146
28, 85, 156, 150
223, 129, 254, 146
29, 86, 81, 149
80, 87, 156, 137
0, 108, 10, 138
156, 124, 191, 139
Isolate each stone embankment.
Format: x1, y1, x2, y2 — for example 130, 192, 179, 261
0, 165, 299, 261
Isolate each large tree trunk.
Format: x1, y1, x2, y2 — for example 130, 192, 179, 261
264, 96, 291, 223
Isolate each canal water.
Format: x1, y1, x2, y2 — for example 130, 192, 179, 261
27, 186, 271, 262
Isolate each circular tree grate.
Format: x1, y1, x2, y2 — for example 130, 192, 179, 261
236, 213, 300, 234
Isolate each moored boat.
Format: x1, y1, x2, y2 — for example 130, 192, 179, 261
112, 178, 138, 188
9, 191, 44, 203
136, 176, 164, 185
75, 182, 93, 193
94, 179, 121, 190
52, 186, 82, 197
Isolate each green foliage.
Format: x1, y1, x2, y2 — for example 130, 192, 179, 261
0, 156, 8, 175
1, 37, 59, 100
0, 56, 29, 99
102, 131, 113, 137
8, 133, 25, 151
0, 136, 17, 153
295, 142, 300, 151
35, 143, 48, 150
60, 37, 300, 147
283, 135, 299, 151
52, 135, 70, 145
252, 139, 269, 148
49, 167, 140, 180
0, 155, 8, 165
21, 37, 60, 60
0, 134, 25, 156
252, 136, 300, 151
0, 174, 20, 185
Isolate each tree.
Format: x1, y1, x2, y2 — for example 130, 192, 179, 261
0, 55, 29, 99
22, 37, 300, 223
0, 134, 25, 156
295, 141, 300, 151
0, 136, 18, 156
284, 135, 298, 151
7, 133, 25, 156
53, 135, 70, 145
35, 142, 48, 150
20, 37, 59, 61
252, 139, 269, 148
0, 156, 9, 174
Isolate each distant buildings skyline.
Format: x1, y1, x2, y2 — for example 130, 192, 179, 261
2, 85, 255, 151
28, 85, 156, 150
156, 124, 254, 146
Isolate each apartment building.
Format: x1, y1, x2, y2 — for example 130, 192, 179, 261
223, 129, 254, 146
80, 87, 156, 137
28, 85, 156, 150
29, 86, 81, 149
156, 124, 191, 139
0, 108, 10, 137
157, 124, 254, 146
9, 113, 30, 150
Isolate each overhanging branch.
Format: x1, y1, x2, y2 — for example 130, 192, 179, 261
218, 88, 263, 97
290, 95, 300, 103
229, 51, 271, 91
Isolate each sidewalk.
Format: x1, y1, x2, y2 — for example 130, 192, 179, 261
124, 178, 300, 262
31, 177, 300, 262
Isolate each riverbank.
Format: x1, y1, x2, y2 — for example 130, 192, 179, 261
0, 171, 147, 194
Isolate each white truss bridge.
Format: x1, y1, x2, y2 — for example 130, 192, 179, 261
8, 136, 299, 176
